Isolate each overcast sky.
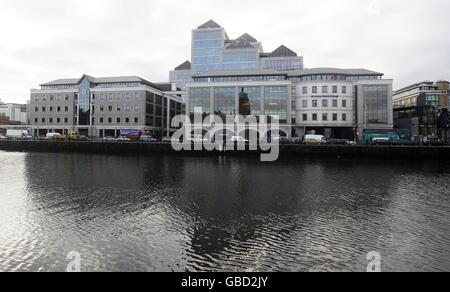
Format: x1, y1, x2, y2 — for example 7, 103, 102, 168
0, 0, 449, 104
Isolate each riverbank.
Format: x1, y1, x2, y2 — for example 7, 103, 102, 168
2, 140, 450, 160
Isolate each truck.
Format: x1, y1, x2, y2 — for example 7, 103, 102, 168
6, 129, 33, 140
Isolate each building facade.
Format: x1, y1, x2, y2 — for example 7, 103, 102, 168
170, 20, 304, 93
0, 103, 28, 125
29, 75, 183, 138
393, 81, 449, 109
187, 68, 393, 141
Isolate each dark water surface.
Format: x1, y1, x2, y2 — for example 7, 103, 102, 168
0, 150, 449, 272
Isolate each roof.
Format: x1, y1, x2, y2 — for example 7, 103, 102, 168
287, 68, 383, 76
394, 81, 440, 94
174, 61, 191, 71
154, 82, 181, 92
193, 69, 286, 78
226, 37, 255, 50
40, 74, 164, 91
268, 45, 297, 58
193, 68, 384, 78
198, 19, 221, 29
240, 33, 257, 43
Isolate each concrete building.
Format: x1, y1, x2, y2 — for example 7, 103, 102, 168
0, 103, 28, 125
393, 80, 449, 109
29, 75, 183, 138
187, 68, 393, 141
170, 20, 303, 93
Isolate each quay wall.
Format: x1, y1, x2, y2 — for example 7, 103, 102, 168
1, 141, 450, 160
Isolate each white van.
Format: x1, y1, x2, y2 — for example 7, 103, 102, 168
304, 135, 326, 144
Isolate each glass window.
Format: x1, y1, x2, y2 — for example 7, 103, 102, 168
109, 93, 113, 100
342, 100, 347, 108
332, 86, 338, 94
342, 114, 347, 121
342, 86, 347, 94
363, 85, 389, 124
135, 93, 140, 99
240, 87, 261, 116
303, 87, 307, 94
312, 114, 318, 121
190, 88, 211, 116
134, 105, 139, 111
214, 87, 235, 116
303, 100, 308, 108
264, 86, 288, 123
117, 93, 122, 100
312, 86, 318, 94
312, 100, 318, 107
322, 100, 328, 107
117, 105, 121, 111
322, 113, 328, 121
126, 93, 131, 100
303, 114, 307, 121
333, 113, 338, 121
332, 100, 338, 107
322, 86, 328, 94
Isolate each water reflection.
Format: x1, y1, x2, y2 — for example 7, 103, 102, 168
0, 151, 449, 271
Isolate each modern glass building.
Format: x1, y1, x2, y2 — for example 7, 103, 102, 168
169, 20, 304, 94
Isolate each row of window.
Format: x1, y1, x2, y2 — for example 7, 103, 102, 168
34, 95, 70, 102
93, 117, 139, 125
302, 99, 348, 108
35, 106, 70, 112
302, 86, 348, 95
94, 92, 140, 100
34, 117, 69, 124
302, 113, 348, 122
97, 105, 140, 112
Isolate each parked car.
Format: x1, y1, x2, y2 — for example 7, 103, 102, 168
273, 137, 293, 144
102, 136, 117, 142
46, 133, 67, 141
0, 135, 7, 140
424, 138, 445, 146
78, 135, 91, 142
344, 139, 356, 145
140, 135, 158, 142
398, 139, 416, 146
291, 137, 303, 144
117, 137, 132, 142
187, 135, 208, 143
326, 138, 347, 145
372, 137, 392, 145
304, 135, 326, 144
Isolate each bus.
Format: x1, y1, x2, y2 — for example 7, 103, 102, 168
362, 129, 409, 145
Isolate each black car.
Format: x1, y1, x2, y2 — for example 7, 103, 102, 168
424, 138, 445, 146
326, 138, 347, 145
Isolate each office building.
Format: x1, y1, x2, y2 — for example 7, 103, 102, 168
187, 68, 393, 141
0, 103, 28, 125
169, 20, 304, 93
29, 75, 183, 138
393, 81, 449, 109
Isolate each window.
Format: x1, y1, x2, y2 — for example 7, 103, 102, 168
312, 114, 318, 121
135, 93, 140, 99
134, 117, 139, 123
34, 96, 39, 101
42, 96, 46, 101
342, 100, 347, 108
34, 107, 38, 112
117, 93, 122, 100
126, 93, 131, 100
332, 100, 338, 107
65, 95, 69, 101
57, 106, 61, 112
322, 100, 328, 107
333, 114, 338, 121
49, 118, 53, 123
49, 106, 53, 112
117, 105, 121, 111
34, 118, 38, 123
57, 118, 61, 123
322, 86, 328, 94
332, 86, 338, 94
302, 87, 307, 94
117, 118, 121, 123
312, 100, 318, 107
109, 106, 113, 111
64, 118, 68, 123
342, 114, 347, 121
342, 86, 347, 94
100, 94, 105, 100
134, 105, 139, 111
312, 86, 318, 94
57, 95, 62, 101
303, 100, 308, 108
91, 118, 95, 125
65, 106, 68, 112
125, 117, 130, 123
108, 94, 113, 100
108, 118, 112, 123
303, 114, 307, 121
42, 107, 46, 112
100, 118, 104, 123
322, 114, 328, 121
42, 118, 45, 123
100, 106, 104, 111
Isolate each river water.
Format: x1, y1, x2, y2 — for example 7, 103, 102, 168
0, 150, 449, 272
